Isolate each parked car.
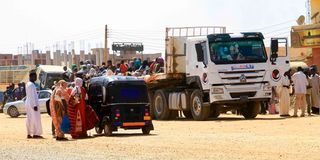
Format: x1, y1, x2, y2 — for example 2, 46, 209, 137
3, 90, 52, 118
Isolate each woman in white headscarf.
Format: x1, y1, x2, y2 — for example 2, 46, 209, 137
68, 78, 88, 138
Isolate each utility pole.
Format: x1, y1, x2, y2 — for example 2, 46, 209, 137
104, 24, 109, 63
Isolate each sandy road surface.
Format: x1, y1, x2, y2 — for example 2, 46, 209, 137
1, 113, 320, 160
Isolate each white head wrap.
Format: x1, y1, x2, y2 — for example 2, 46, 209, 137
71, 78, 83, 96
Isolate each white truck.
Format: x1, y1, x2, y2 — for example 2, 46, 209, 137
147, 26, 290, 120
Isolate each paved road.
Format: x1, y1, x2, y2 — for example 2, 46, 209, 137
0, 113, 320, 160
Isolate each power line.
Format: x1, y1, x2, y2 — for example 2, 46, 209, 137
109, 32, 164, 41
229, 19, 295, 32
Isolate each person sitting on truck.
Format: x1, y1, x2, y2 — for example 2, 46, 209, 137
150, 58, 163, 74
99, 62, 106, 72
114, 63, 121, 75
218, 46, 232, 61
136, 60, 150, 76
134, 58, 142, 70
127, 61, 135, 72
120, 60, 128, 74
107, 60, 117, 73
230, 44, 245, 61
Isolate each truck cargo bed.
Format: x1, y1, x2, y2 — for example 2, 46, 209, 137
145, 73, 186, 90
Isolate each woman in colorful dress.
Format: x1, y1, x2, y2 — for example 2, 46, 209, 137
50, 80, 70, 141
68, 78, 88, 138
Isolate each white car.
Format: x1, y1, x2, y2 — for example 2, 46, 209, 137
3, 90, 52, 118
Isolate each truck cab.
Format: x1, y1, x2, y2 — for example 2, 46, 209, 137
147, 27, 290, 120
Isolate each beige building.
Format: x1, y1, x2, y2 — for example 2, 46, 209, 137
265, 47, 310, 62
0, 54, 18, 66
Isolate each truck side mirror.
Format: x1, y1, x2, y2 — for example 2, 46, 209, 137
270, 39, 279, 64
195, 43, 208, 68
195, 43, 204, 62
271, 39, 278, 54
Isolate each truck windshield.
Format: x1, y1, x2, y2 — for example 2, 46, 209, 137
209, 38, 267, 64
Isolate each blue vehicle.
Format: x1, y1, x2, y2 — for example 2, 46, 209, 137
88, 76, 154, 136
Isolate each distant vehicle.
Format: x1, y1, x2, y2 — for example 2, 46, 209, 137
88, 76, 154, 136
3, 90, 52, 118
37, 65, 71, 90
290, 61, 308, 71
21, 65, 70, 90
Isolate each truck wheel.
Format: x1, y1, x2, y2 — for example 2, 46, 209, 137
190, 90, 210, 121
210, 104, 220, 119
241, 102, 261, 119
183, 111, 193, 119
153, 90, 171, 120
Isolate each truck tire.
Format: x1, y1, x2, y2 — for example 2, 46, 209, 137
183, 111, 193, 119
153, 90, 171, 120
190, 90, 210, 121
241, 102, 261, 119
210, 104, 220, 119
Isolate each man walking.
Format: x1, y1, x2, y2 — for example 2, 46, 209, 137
303, 68, 312, 116
292, 67, 309, 117
25, 70, 43, 138
310, 67, 320, 114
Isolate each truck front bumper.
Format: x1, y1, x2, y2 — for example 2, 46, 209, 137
211, 97, 270, 104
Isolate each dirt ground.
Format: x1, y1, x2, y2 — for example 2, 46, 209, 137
0, 113, 320, 160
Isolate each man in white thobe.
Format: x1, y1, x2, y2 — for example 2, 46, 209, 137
278, 70, 291, 117
25, 71, 43, 138
292, 67, 309, 117
310, 68, 320, 114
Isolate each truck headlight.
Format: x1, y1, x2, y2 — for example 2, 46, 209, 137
212, 88, 224, 94
263, 84, 271, 91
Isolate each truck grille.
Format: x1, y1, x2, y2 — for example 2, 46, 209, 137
230, 92, 256, 98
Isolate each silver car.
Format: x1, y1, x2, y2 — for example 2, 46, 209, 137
3, 90, 52, 118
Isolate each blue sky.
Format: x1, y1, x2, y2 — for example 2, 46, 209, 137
0, 0, 306, 54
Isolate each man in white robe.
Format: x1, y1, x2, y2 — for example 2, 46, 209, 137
292, 67, 309, 117
278, 70, 291, 117
304, 68, 312, 116
25, 71, 43, 138
310, 68, 320, 114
